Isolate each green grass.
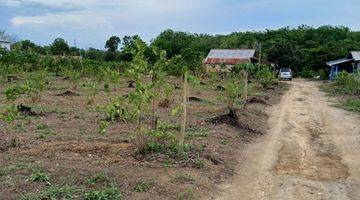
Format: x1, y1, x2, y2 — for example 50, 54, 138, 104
0, 163, 33, 177
21, 185, 77, 200
133, 180, 153, 192
171, 174, 194, 184
343, 98, 360, 112
84, 185, 121, 200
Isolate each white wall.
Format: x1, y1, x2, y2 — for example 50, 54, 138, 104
0, 42, 11, 50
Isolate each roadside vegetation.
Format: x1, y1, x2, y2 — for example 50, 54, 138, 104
321, 71, 360, 112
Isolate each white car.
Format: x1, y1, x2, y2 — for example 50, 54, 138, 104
279, 68, 292, 81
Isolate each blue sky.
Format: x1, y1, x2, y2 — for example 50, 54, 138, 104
1, 0, 360, 49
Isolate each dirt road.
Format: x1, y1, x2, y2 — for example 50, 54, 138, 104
210, 79, 360, 200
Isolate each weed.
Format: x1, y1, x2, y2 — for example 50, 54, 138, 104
84, 185, 121, 200
30, 169, 50, 183
186, 126, 209, 139
87, 173, 109, 185
344, 98, 360, 112
178, 188, 194, 200
98, 120, 109, 134
133, 180, 153, 192
194, 155, 205, 169
21, 185, 76, 200
171, 174, 194, 184
36, 124, 49, 130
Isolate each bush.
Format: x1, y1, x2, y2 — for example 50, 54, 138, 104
300, 68, 318, 78
334, 71, 360, 95
84, 185, 121, 200
255, 68, 277, 88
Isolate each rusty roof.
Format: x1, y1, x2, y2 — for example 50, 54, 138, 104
206, 49, 255, 59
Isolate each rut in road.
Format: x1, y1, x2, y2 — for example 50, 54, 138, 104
209, 79, 360, 200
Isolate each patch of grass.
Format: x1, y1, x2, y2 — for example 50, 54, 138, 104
178, 188, 194, 200
194, 155, 205, 169
37, 130, 56, 139
186, 126, 209, 139
171, 174, 194, 184
84, 185, 121, 200
21, 185, 77, 200
36, 124, 49, 130
133, 180, 154, 192
86, 173, 109, 185
30, 168, 50, 183
0, 163, 32, 177
343, 98, 360, 112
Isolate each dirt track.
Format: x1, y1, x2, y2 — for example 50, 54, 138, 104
210, 79, 360, 200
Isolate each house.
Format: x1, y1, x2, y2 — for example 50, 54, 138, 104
0, 38, 12, 51
326, 51, 360, 80
204, 49, 257, 73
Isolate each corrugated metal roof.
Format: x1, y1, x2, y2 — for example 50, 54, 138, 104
326, 58, 353, 66
206, 49, 255, 59
351, 51, 360, 61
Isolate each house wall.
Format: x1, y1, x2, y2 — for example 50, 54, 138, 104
205, 59, 251, 73
0, 42, 11, 50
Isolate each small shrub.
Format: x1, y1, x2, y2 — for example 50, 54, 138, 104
344, 98, 360, 112
133, 180, 153, 192
87, 173, 109, 185
21, 185, 76, 200
84, 185, 121, 200
30, 169, 50, 183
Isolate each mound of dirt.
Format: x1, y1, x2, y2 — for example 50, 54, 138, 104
216, 85, 225, 91
158, 98, 172, 108
56, 91, 79, 97
208, 110, 259, 133
17, 104, 41, 116
247, 97, 268, 105
189, 97, 203, 102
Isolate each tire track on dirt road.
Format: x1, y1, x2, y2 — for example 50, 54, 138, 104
208, 79, 360, 200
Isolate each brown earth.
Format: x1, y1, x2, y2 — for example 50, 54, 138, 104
0, 76, 286, 200
208, 79, 360, 200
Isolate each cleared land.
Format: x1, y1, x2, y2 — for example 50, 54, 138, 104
209, 79, 360, 200
0, 75, 286, 200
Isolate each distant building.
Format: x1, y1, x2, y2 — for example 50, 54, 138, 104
326, 51, 360, 80
204, 49, 257, 73
0, 38, 11, 51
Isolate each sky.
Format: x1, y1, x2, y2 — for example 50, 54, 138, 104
1, 0, 360, 49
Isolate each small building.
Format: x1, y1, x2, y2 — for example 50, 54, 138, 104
350, 51, 360, 70
326, 51, 360, 80
0, 38, 11, 51
204, 49, 256, 73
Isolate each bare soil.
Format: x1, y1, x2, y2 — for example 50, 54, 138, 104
0, 76, 286, 200
208, 79, 360, 200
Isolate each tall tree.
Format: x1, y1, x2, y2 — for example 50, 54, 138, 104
50, 38, 70, 55
105, 36, 121, 52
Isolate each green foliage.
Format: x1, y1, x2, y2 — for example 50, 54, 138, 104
299, 67, 318, 78
133, 180, 153, 192
255, 67, 278, 88
30, 169, 50, 183
5, 85, 22, 102
84, 185, 121, 200
343, 98, 360, 112
50, 38, 70, 55
105, 97, 137, 122
21, 185, 76, 200
98, 120, 109, 134
334, 71, 360, 95
223, 75, 245, 111
23, 69, 48, 102
87, 173, 109, 185
0, 105, 18, 128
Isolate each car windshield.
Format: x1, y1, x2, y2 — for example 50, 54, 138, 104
281, 68, 290, 72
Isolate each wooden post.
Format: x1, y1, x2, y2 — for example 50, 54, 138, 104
179, 71, 188, 151
243, 70, 248, 109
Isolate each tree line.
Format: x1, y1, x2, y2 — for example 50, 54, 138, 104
2, 25, 360, 76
